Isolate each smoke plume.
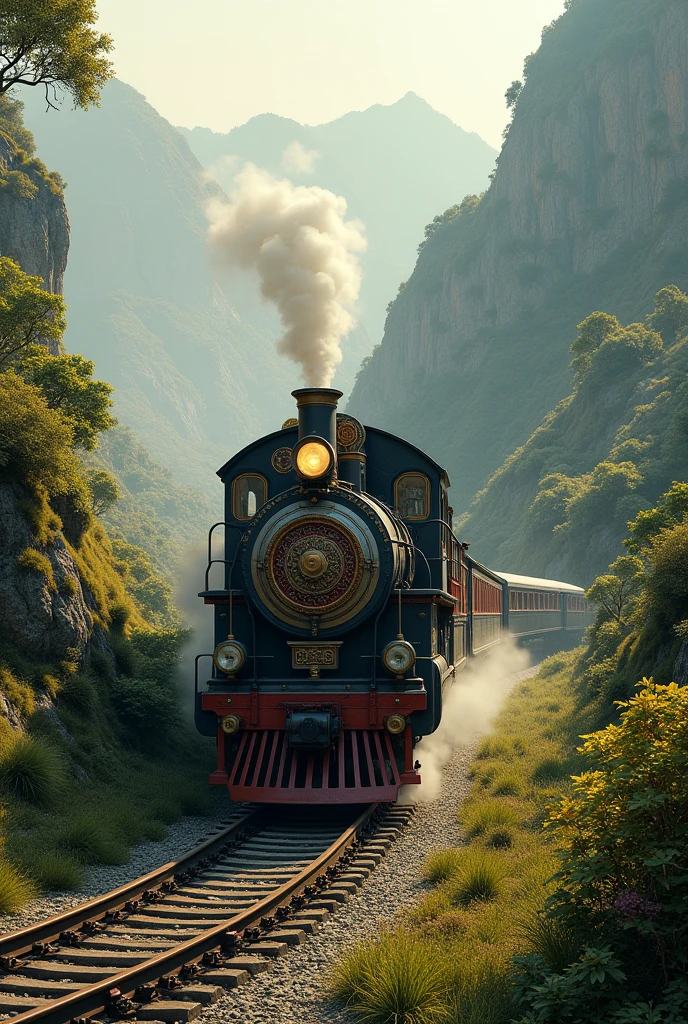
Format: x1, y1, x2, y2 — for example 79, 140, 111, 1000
207, 164, 366, 387
401, 641, 533, 804
282, 140, 320, 175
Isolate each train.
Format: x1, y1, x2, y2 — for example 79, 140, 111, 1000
194, 387, 595, 804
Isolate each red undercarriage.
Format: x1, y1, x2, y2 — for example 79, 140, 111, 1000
201, 689, 426, 803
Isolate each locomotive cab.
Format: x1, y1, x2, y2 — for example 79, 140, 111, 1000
196, 387, 465, 804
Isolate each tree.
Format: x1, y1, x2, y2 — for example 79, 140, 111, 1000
0, 258, 66, 369
17, 345, 114, 450
0, 0, 113, 109
570, 311, 620, 377
585, 555, 644, 623
505, 80, 523, 110
625, 482, 688, 553
646, 285, 688, 342
0, 368, 79, 493
87, 468, 119, 516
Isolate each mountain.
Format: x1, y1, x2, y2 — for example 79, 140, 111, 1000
348, 0, 688, 517
179, 93, 497, 367
20, 80, 295, 495
21, 84, 494, 492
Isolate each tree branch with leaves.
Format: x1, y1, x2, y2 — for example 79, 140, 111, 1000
0, 0, 113, 109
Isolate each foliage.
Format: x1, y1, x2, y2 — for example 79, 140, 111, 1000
86, 468, 119, 516
545, 682, 688, 983
0, 0, 113, 108
17, 345, 115, 450
570, 311, 620, 377
505, 80, 523, 110
646, 285, 688, 341
585, 555, 645, 622
417, 194, 483, 254
17, 547, 56, 592
0, 735, 65, 805
0, 259, 66, 369
625, 483, 688, 553
19, 850, 84, 891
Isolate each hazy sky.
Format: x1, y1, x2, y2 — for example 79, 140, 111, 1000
95, 0, 564, 148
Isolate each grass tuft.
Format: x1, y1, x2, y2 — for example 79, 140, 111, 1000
423, 847, 464, 885
446, 849, 506, 907
26, 851, 84, 892
460, 798, 521, 838
491, 774, 522, 797
532, 757, 569, 785
0, 859, 36, 913
0, 736, 64, 806
330, 929, 449, 1024
58, 811, 129, 865
485, 828, 513, 849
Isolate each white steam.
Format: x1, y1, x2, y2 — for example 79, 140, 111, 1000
401, 641, 533, 804
282, 140, 320, 175
206, 164, 366, 387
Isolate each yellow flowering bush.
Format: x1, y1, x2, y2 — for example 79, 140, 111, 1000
545, 680, 688, 973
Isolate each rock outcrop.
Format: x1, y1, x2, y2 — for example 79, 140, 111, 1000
349, 0, 688, 512
0, 134, 69, 308
0, 484, 93, 663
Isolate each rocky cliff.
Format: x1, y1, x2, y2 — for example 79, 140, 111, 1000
0, 120, 68, 306
349, 0, 688, 512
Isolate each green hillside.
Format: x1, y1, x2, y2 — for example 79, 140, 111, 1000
459, 286, 688, 586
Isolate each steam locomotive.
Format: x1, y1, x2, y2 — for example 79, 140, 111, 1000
195, 387, 593, 804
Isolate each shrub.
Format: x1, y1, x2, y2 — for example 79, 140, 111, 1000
0, 859, 36, 913
330, 929, 450, 1024
545, 681, 688, 975
17, 547, 56, 591
446, 850, 505, 907
460, 798, 520, 838
0, 736, 64, 805
423, 848, 464, 885
111, 677, 180, 741
58, 674, 96, 715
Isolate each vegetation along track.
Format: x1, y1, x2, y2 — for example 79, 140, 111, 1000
0, 802, 411, 1023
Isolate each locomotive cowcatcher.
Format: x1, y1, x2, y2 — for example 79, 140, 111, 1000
194, 385, 493, 804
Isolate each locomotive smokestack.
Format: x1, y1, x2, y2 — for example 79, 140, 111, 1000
292, 387, 342, 450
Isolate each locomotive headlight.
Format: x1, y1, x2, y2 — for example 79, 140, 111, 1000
382, 640, 416, 676
293, 437, 335, 480
213, 639, 246, 675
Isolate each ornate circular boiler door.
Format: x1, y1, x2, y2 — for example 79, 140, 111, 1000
266, 517, 363, 614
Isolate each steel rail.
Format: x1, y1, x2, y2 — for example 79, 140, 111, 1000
0, 808, 260, 958
4, 804, 376, 1024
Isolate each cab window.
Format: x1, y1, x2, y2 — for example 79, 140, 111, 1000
395, 473, 430, 520
232, 474, 267, 520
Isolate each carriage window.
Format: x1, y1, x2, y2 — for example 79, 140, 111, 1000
232, 474, 267, 520
395, 473, 430, 520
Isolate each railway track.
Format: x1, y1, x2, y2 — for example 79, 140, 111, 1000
0, 802, 411, 1024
